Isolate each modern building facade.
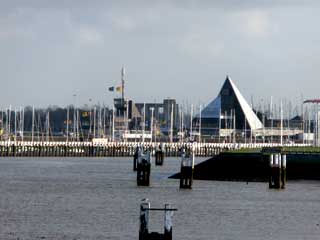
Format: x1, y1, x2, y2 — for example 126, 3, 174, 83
194, 76, 263, 138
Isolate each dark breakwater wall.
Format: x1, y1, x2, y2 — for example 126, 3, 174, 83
170, 153, 320, 181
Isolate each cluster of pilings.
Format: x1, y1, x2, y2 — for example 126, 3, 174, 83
134, 146, 195, 190
262, 148, 287, 189
139, 199, 177, 240
268, 153, 286, 189
134, 146, 166, 187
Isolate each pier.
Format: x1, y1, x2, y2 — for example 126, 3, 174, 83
0, 141, 307, 158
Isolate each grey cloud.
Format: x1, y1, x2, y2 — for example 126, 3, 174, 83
0, 1, 319, 109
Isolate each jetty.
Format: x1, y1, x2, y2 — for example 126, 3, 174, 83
170, 146, 320, 182
0, 141, 308, 158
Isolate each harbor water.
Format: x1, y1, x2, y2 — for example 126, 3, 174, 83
1, 157, 320, 240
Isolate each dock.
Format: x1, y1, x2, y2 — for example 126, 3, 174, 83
0, 141, 308, 158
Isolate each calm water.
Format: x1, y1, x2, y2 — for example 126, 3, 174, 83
0, 157, 320, 240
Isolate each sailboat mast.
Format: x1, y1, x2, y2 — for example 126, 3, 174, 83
280, 100, 283, 145
170, 103, 174, 143
199, 104, 202, 143
190, 104, 193, 140
22, 107, 24, 142
93, 107, 96, 139
8, 106, 11, 141
32, 106, 34, 143
77, 109, 80, 141
66, 107, 69, 142
14, 109, 17, 142
142, 103, 145, 143
112, 105, 115, 142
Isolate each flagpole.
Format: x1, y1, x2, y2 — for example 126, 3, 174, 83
121, 67, 125, 101
112, 105, 115, 142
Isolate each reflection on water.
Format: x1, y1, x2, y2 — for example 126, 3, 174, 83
0, 157, 320, 240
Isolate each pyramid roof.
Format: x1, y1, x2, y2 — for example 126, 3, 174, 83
226, 76, 263, 130
197, 76, 263, 130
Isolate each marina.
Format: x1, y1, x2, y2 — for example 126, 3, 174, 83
1, 1, 320, 239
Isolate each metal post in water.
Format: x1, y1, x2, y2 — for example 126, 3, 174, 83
281, 154, 286, 189
164, 204, 173, 240
139, 199, 150, 240
180, 148, 194, 189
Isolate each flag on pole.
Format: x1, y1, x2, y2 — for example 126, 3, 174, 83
108, 87, 114, 92
116, 86, 122, 92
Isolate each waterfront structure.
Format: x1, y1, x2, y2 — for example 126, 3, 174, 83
193, 76, 263, 140
112, 98, 179, 141
135, 99, 179, 132
0, 71, 313, 143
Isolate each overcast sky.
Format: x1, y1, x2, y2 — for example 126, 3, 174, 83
0, 0, 319, 109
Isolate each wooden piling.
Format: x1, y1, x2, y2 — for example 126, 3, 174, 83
133, 147, 139, 171
139, 199, 151, 240
269, 153, 282, 189
155, 144, 164, 166
139, 200, 177, 240
281, 154, 286, 189
179, 149, 194, 189
164, 204, 173, 240
137, 150, 151, 186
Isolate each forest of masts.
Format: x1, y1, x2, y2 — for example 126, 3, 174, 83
0, 97, 319, 144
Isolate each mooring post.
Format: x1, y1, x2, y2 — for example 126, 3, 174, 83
155, 144, 164, 166
180, 149, 194, 189
138, 200, 177, 240
133, 146, 139, 171
164, 204, 173, 240
281, 154, 286, 189
269, 153, 282, 189
268, 154, 274, 188
137, 150, 151, 186
139, 199, 150, 240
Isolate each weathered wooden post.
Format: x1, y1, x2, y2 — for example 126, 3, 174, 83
269, 153, 281, 189
12, 144, 16, 157
133, 146, 140, 171
139, 199, 151, 240
139, 200, 177, 240
263, 147, 286, 190
164, 204, 173, 240
180, 149, 194, 189
281, 154, 286, 189
155, 144, 164, 166
137, 150, 151, 186
268, 154, 274, 188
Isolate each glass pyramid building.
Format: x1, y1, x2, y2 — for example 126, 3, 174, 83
195, 76, 263, 136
